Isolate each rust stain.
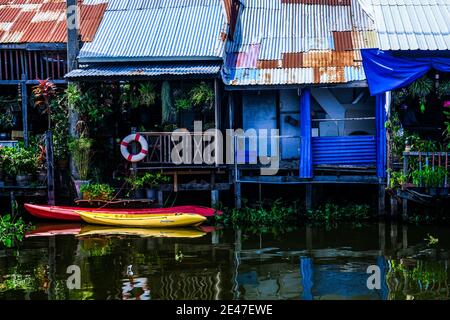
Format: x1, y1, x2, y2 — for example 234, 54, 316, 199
282, 52, 303, 68
258, 59, 279, 69
333, 31, 353, 51
220, 31, 227, 42
262, 71, 272, 84
0, 0, 107, 43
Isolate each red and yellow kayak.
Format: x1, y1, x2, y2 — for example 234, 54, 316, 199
24, 203, 221, 222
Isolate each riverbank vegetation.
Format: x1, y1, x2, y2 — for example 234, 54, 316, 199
0, 215, 32, 248
216, 199, 373, 232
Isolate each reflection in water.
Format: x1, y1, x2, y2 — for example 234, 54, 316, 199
1, 222, 450, 300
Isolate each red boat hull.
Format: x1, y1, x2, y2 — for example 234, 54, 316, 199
24, 203, 221, 222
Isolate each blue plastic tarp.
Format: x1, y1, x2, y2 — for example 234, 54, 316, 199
361, 49, 450, 96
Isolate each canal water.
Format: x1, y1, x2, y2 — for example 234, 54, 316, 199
1, 223, 450, 300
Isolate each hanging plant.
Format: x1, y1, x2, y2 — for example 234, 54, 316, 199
174, 98, 191, 112
138, 82, 157, 107
408, 76, 434, 99
189, 82, 214, 111
437, 80, 450, 99
408, 76, 433, 114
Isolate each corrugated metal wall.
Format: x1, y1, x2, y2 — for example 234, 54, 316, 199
312, 135, 376, 165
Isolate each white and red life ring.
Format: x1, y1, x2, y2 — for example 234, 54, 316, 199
120, 133, 149, 163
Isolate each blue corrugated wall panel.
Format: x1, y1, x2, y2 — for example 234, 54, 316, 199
312, 136, 377, 166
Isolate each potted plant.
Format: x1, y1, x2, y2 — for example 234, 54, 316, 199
68, 134, 93, 198
80, 183, 115, 201
10, 147, 37, 186
125, 172, 170, 200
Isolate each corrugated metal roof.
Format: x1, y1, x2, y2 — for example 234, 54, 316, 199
223, 0, 378, 86
0, 0, 107, 44
65, 62, 222, 79
78, 0, 228, 63
370, 0, 450, 51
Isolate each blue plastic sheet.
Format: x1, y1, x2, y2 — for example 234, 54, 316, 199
361, 49, 450, 96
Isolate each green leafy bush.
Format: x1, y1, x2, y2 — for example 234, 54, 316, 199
80, 183, 115, 201
0, 214, 33, 248
125, 172, 170, 192
412, 166, 448, 187
0, 146, 38, 176
305, 203, 371, 224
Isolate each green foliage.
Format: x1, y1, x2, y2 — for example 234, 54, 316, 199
189, 82, 214, 111
387, 260, 449, 299
139, 82, 157, 107
67, 85, 112, 129
125, 173, 170, 192
50, 94, 70, 161
388, 170, 407, 189
411, 165, 448, 187
385, 111, 406, 160
80, 183, 115, 201
437, 80, 450, 98
424, 234, 439, 246
0, 146, 38, 176
306, 203, 371, 225
0, 214, 33, 248
0, 96, 16, 131
216, 199, 299, 230
408, 76, 434, 107
68, 135, 93, 180
174, 98, 191, 111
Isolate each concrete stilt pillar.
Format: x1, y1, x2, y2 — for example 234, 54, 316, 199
211, 189, 219, 208
235, 183, 241, 209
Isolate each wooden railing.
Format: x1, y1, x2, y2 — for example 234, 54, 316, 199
403, 151, 449, 188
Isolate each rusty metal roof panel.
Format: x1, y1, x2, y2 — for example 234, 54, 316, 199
224, 0, 378, 86
0, 0, 107, 44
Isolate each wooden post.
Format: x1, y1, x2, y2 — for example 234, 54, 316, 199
378, 183, 386, 216
66, 0, 79, 73
211, 171, 218, 207
67, 0, 80, 178
21, 74, 29, 148
390, 196, 398, 217
390, 223, 398, 251
379, 222, 386, 254
306, 225, 313, 251
157, 190, 164, 207
212, 230, 219, 245
46, 131, 55, 205
402, 225, 408, 249
305, 184, 313, 210
10, 192, 16, 217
